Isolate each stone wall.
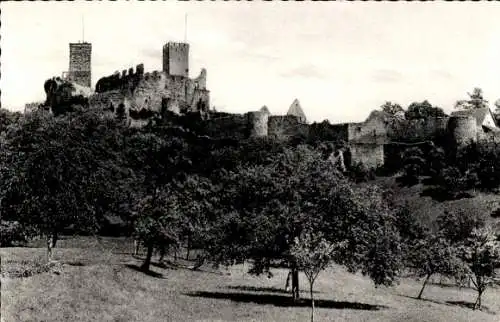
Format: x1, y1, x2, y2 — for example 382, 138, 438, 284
68, 43, 92, 88
308, 122, 349, 143
388, 117, 449, 142
247, 111, 269, 137
204, 113, 248, 140
24, 101, 44, 114
448, 116, 477, 148
268, 115, 309, 139
348, 143, 384, 169
91, 67, 209, 122
95, 64, 145, 94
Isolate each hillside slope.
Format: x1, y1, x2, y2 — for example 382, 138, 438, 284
371, 176, 500, 231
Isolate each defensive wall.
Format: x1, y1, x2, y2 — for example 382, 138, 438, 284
91, 64, 209, 120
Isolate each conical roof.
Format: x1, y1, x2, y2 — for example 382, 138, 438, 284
287, 98, 307, 123
260, 105, 271, 115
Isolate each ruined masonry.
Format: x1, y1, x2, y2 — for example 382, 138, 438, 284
37, 40, 500, 169
66, 42, 92, 88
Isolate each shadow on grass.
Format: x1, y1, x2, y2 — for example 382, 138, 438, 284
398, 294, 444, 306
151, 261, 178, 270
398, 295, 496, 315
125, 264, 164, 278
65, 261, 85, 266
446, 301, 496, 314
227, 285, 320, 294
186, 291, 386, 310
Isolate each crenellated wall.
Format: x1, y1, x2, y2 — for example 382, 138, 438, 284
91, 66, 209, 120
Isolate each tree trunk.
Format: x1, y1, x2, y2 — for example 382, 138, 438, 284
417, 273, 432, 299
192, 254, 205, 270
474, 290, 483, 310
292, 266, 300, 301
51, 231, 58, 248
186, 235, 191, 260
285, 270, 292, 292
158, 245, 166, 262
310, 282, 315, 322
134, 239, 140, 256
140, 244, 154, 272
46, 236, 53, 263
46, 231, 58, 262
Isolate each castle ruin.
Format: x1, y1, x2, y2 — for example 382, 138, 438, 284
37, 39, 500, 169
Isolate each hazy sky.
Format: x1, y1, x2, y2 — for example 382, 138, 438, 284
2, 2, 500, 123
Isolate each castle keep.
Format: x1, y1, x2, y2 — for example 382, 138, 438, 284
163, 42, 190, 77
66, 42, 92, 88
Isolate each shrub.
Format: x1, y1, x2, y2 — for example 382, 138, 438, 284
0, 220, 29, 247
347, 162, 375, 183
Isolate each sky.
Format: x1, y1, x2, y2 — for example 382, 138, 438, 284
2, 2, 500, 123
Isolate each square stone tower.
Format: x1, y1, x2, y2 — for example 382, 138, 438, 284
162, 42, 189, 77
69, 42, 92, 88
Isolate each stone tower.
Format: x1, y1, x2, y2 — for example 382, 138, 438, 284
68, 42, 92, 88
247, 111, 269, 137
448, 115, 477, 148
163, 42, 189, 77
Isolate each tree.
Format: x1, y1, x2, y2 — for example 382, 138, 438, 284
460, 227, 500, 310
436, 209, 485, 245
494, 99, 500, 115
455, 88, 489, 110
1, 109, 128, 261
133, 187, 182, 271
290, 230, 341, 322
399, 147, 426, 186
204, 144, 403, 301
409, 236, 467, 299
405, 100, 446, 120
380, 101, 404, 116
125, 127, 193, 271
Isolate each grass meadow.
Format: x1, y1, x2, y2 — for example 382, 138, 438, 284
1, 236, 499, 322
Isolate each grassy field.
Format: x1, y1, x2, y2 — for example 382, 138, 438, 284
1, 236, 499, 322
369, 176, 500, 231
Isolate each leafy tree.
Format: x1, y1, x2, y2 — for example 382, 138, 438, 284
133, 187, 183, 271
495, 99, 500, 111
0, 220, 31, 247
436, 209, 485, 245
409, 236, 467, 299
405, 100, 446, 119
399, 147, 426, 186
1, 109, 128, 261
204, 144, 403, 301
290, 230, 342, 322
455, 88, 489, 110
125, 128, 193, 271
460, 227, 500, 310
380, 101, 404, 116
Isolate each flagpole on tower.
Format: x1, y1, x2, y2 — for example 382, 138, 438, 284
184, 13, 188, 42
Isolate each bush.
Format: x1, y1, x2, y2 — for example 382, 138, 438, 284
347, 162, 376, 183
0, 220, 29, 247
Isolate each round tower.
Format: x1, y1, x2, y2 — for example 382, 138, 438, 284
247, 111, 269, 137
448, 115, 477, 148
